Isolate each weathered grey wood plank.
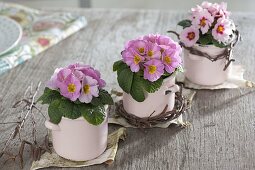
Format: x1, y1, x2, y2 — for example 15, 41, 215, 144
0, 9, 255, 170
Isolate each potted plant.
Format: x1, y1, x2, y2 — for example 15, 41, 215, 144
113, 34, 182, 118
171, 1, 239, 86
38, 63, 113, 161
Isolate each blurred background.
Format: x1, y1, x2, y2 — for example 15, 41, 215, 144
0, 0, 254, 12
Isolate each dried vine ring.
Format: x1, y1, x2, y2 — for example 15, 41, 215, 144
115, 92, 188, 128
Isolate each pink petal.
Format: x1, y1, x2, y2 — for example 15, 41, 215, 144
79, 94, 93, 103
130, 64, 140, 72
90, 86, 99, 97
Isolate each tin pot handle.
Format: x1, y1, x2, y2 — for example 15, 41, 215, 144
165, 84, 179, 95
45, 120, 60, 131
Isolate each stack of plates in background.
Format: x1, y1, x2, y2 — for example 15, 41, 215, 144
0, 16, 22, 56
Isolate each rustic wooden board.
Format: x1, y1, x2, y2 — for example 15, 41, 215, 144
0, 9, 255, 170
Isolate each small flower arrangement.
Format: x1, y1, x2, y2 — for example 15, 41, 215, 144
178, 1, 237, 48
38, 63, 113, 125
113, 34, 182, 102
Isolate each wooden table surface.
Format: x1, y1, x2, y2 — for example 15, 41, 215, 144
0, 8, 255, 170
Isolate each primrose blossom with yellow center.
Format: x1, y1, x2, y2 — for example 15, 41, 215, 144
144, 59, 164, 82
121, 34, 182, 82
122, 49, 145, 72
59, 74, 81, 101
79, 76, 99, 103
162, 49, 182, 74
46, 63, 105, 103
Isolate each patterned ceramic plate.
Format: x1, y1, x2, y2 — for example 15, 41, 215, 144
0, 16, 22, 56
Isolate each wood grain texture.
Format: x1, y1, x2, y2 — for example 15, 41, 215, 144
0, 9, 255, 170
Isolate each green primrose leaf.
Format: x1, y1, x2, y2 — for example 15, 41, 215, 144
37, 87, 61, 105
91, 97, 102, 106
98, 89, 114, 105
48, 99, 63, 124
177, 19, 192, 28
116, 62, 129, 77
91, 89, 114, 106
74, 100, 82, 105
117, 68, 134, 93
199, 34, 213, 45
113, 60, 125, 71
59, 99, 81, 119
141, 77, 163, 93
212, 38, 227, 48
130, 74, 145, 102
80, 104, 105, 125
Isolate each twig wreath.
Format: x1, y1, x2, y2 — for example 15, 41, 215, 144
114, 85, 190, 128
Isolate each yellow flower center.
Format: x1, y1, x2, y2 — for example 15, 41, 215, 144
164, 56, 172, 64
200, 17, 207, 27
133, 55, 141, 65
187, 32, 195, 40
67, 83, 76, 93
217, 25, 224, 34
138, 47, 145, 53
148, 65, 157, 74
83, 84, 90, 94
148, 50, 154, 57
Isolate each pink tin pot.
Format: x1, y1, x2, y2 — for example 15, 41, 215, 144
45, 108, 108, 161
184, 44, 231, 86
123, 75, 179, 118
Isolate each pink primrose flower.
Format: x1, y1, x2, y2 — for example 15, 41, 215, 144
79, 76, 99, 103
162, 49, 182, 74
192, 9, 214, 34
59, 74, 81, 101
180, 26, 199, 47
122, 48, 145, 72
212, 17, 234, 44
143, 59, 164, 82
